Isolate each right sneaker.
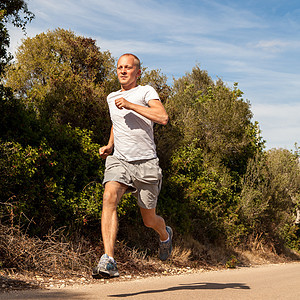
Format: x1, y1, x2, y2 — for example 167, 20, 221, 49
159, 226, 173, 261
92, 254, 119, 279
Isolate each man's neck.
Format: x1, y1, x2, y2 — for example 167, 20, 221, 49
121, 83, 138, 91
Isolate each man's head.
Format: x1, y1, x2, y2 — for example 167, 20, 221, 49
118, 53, 141, 70
117, 53, 141, 91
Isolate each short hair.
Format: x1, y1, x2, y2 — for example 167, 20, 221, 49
119, 53, 141, 70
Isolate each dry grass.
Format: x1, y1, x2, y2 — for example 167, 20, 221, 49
0, 222, 299, 292
0, 223, 97, 276
171, 246, 192, 266
0, 223, 181, 281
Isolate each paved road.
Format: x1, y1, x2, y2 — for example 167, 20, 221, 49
1, 262, 300, 299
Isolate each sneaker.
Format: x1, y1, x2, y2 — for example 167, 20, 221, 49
159, 226, 173, 261
92, 254, 119, 279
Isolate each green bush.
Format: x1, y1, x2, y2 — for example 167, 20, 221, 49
240, 148, 300, 251
161, 140, 245, 245
0, 124, 104, 235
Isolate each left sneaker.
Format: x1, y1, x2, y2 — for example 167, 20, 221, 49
159, 226, 173, 261
92, 254, 119, 279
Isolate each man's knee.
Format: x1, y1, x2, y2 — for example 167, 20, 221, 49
103, 190, 118, 208
102, 182, 128, 210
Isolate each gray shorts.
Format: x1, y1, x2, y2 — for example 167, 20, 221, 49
103, 156, 162, 209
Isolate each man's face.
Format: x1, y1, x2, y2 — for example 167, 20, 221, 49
117, 55, 141, 90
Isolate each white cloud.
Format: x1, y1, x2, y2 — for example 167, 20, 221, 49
251, 103, 300, 150
249, 39, 300, 55
253, 40, 289, 52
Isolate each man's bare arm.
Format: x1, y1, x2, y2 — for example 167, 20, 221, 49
114, 98, 168, 125
99, 126, 114, 159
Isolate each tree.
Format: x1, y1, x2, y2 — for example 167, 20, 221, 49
0, 0, 34, 75
0, 10, 10, 76
164, 65, 263, 175
0, 1, 34, 141
0, 0, 34, 30
5, 28, 115, 143
140, 69, 171, 104
240, 148, 300, 250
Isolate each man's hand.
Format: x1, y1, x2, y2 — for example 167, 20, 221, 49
115, 97, 132, 110
99, 145, 113, 159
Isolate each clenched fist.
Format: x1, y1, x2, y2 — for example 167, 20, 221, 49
115, 97, 132, 110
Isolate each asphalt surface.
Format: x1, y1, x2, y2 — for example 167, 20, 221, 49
1, 262, 300, 299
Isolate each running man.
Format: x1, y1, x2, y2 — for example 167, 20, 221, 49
92, 53, 173, 279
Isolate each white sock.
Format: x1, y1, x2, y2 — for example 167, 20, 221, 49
160, 233, 170, 243
108, 256, 115, 262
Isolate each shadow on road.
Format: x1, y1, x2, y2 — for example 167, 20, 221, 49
109, 282, 251, 298
0, 275, 40, 292
0, 290, 86, 300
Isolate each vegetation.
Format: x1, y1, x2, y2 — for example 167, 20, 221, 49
5, 28, 115, 143
0, 1, 299, 279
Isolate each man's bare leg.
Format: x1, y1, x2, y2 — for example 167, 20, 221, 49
140, 207, 173, 261
140, 207, 169, 241
101, 181, 127, 257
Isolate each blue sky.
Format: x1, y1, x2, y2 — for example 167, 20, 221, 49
8, 0, 300, 150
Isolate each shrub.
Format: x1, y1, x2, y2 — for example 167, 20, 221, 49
240, 148, 300, 251
161, 140, 244, 245
0, 125, 104, 235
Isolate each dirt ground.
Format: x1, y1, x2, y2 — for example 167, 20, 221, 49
1, 262, 300, 299
1, 247, 299, 294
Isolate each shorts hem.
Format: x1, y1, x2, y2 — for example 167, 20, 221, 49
137, 202, 157, 209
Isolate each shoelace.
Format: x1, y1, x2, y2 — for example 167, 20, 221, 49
98, 256, 110, 268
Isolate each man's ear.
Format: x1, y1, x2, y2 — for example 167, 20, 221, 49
136, 69, 141, 78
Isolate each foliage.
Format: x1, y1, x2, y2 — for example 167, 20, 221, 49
140, 68, 171, 104
160, 140, 247, 246
0, 0, 34, 75
0, 0, 35, 144
0, 12, 10, 76
0, 124, 104, 235
164, 66, 264, 175
240, 148, 300, 250
5, 28, 115, 143
225, 255, 238, 268
0, 90, 40, 146
0, 0, 34, 30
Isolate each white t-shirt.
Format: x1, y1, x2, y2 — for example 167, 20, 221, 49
107, 85, 160, 162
